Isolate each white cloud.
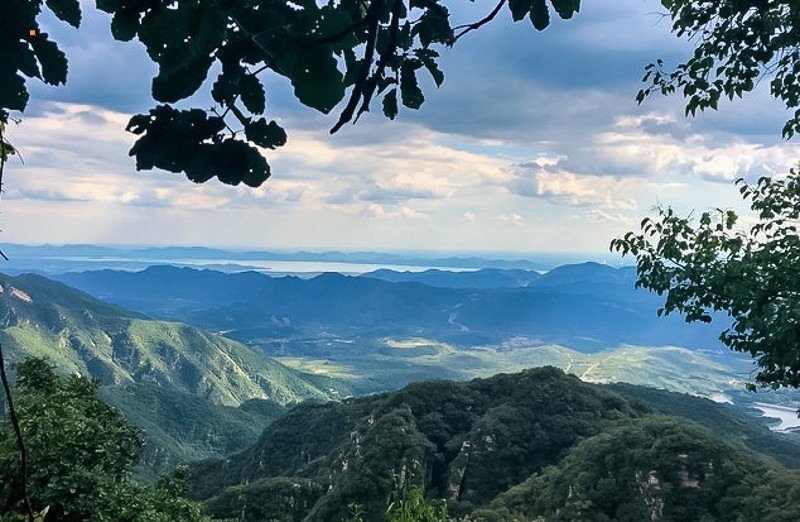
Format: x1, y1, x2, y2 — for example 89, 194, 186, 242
493, 213, 523, 226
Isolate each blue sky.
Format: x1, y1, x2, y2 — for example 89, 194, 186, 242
4, 0, 799, 254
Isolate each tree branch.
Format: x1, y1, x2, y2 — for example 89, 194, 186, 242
354, 0, 403, 122
299, 18, 369, 49
330, 0, 385, 133
451, 0, 506, 45
0, 343, 34, 522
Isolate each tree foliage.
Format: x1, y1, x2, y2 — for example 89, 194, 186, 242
639, 0, 800, 138
621, 1, 800, 390
0, 358, 212, 521
193, 366, 800, 521
479, 416, 800, 522
2, 0, 582, 187
611, 172, 800, 389
385, 486, 449, 522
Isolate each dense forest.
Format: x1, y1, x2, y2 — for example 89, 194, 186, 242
190, 367, 800, 521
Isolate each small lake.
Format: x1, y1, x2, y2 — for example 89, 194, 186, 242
752, 402, 800, 431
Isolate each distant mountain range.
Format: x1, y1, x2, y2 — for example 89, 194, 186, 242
0, 272, 352, 477
55, 262, 726, 351
362, 267, 543, 288
1, 244, 605, 274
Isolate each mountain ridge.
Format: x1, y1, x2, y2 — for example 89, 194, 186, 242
0, 271, 352, 477
191, 366, 800, 521
55, 263, 726, 351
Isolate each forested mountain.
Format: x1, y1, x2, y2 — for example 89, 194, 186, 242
56, 263, 725, 350
362, 268, 542, 288
190, 367, 800, 521
0, 272, 351, 476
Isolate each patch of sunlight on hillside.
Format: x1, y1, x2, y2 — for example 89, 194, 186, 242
385, 338, 455, 351
275, 357, 358, 380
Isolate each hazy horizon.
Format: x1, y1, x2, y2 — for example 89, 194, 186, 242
0, 242, 630, 275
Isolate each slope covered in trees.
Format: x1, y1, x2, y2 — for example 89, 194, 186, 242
0, 359, 212, 521
0, 271, 351, 476
0, 272, 350, 406
190, 367, 800, 521
477, 416, 800, 522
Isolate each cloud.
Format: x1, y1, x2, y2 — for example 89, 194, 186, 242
493, 213, 523, 226
507, 165, 640, 209
267, 122, 510, 215
4, 103, 235, 211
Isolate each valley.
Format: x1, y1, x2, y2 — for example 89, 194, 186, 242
52, 262, 790, 418
3, 258, 800, 519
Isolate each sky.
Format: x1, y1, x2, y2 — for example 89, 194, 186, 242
4, 0, 800, 254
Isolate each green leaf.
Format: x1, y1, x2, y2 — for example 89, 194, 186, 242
530, 0, 550, 30
126, 106, 272, 187
193, 8, 228, 55
277, 48, 345, 113
400, 61, 424, 109
383, 89, 398, 119
45, 0, 82, 28
416, 49, 444, 87
15, 42, 41, 79
211, 76, 237, 106
95, 0, 120, 12
29, 34, 68, 86
245, 118, 287, 149
414, 6, 453, 47
508, 0, 533, 22
212, 139, 270, 187
315, 5, 356, 45
137, 1, 225, 105
127, 105, 225, 173
110, 11, 140, 42
240, 74, 266, 115
185, 147, 217, 184
152, 56, 213, 103
550, 0, 581, 20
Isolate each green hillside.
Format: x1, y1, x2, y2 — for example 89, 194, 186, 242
191, 367, 800, 521
272, 337, 754, 402
98, 384, 287, 481
477, 416, 800, 521
0, 272, 352, 476
0, 273, 351, 406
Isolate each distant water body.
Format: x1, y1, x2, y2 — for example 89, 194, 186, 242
167, 258, 488, 275
753, 402, 800, 431
43, 256, 481, 276
5, 245, 615, 275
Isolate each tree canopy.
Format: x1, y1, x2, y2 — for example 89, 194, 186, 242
0, 358, 212, 521
639, 0, 800, 138
612, 174, 800, 389
3, 0, 582, 187
617, 1, 800, 390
